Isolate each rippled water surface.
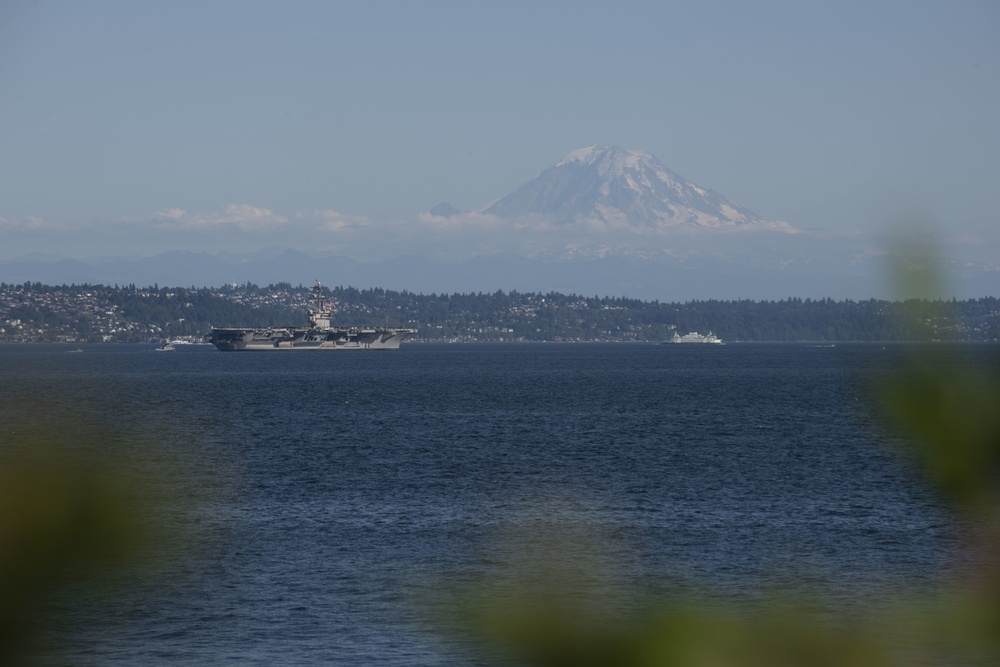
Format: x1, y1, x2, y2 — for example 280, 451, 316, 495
2, 342, 987, 665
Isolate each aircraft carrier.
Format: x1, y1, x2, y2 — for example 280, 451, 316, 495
208, 283, 416, 351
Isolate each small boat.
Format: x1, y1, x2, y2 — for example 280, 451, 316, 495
154, 342, 176, 352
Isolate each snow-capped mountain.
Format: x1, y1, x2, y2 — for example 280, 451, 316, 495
483, 145, 768, 228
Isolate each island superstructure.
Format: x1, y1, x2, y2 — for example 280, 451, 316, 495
208, 282, 416, 351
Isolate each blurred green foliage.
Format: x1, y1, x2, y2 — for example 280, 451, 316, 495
453, 247, 1000, 666
0, 413, 158, 665
451, 346, 1000, 666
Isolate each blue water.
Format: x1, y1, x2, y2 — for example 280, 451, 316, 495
1, 343, 984, 665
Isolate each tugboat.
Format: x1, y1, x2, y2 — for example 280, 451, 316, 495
208, 282, 417, 351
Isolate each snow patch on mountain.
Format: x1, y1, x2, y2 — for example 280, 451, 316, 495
484, 145, 794, 232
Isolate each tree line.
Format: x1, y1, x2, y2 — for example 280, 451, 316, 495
1, 282, 998, 342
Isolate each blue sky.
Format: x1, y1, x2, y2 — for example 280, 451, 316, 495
1, 0, 998, 285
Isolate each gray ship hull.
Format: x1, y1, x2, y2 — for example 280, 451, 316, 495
208, 326, 415, 351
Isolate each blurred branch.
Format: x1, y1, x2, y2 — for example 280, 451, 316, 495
451, 231, 999, 666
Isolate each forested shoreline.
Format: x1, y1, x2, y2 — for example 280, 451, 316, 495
1, 282, 997, 343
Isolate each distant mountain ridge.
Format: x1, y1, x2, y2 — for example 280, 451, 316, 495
483, 145, 768, 228
0, 245, 904, 302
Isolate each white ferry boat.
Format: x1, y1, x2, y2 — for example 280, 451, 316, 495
670, 331, 723, 344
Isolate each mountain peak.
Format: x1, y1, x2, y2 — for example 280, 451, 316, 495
556, 145, 650, 167
484, 146, 769, 229
556, 144, 614, 164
